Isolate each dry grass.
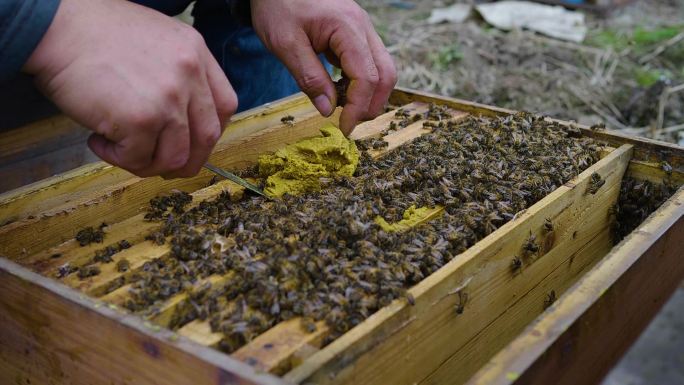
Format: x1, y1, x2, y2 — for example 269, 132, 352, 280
362, 0, 684, 144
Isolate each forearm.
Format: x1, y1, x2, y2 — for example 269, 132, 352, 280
0, 0, 60, 81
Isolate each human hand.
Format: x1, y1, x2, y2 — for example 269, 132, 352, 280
250, 0, 397, 135
24, 0, 237, 178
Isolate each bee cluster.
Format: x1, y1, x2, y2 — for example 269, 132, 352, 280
356, 137, 388, 151
611, 176, 677, 243
586, 172, 606, 195
145, 190, 193, 221
77, 106, 606, 353
66, 239, 132, 281
75, 223, 106, 246
280, 115, 295, 126
385, 108, 421, 134
92, 240, 131, 263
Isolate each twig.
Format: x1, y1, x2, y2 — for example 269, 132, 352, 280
621, 126, 649, 135
668, 83, 684, 94
602, 98, 626, 122
662, 123, 684, 134
567, 86, 629, 131
604, 55, 620, 83
523, 31, 606, 56
543, 55, 593, 78
656, 87, 669, 133
656, 83, 684, 133
639, 32, 684, 64
590, 49, 612, 86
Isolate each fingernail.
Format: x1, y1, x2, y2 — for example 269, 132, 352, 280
313, 94, 333, 117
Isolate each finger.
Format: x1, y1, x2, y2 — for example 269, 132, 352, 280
274, 29, 336, 117
365, 29, 397, 117
87, 130, 157, 175
329, 27, 380, 135
203, 49, 238, 129
146, 120, 191, 178
87, 134, 119, 167
165, 83, 222, 178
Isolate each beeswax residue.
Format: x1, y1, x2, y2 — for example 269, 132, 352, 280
258, 123, 359, 197
375, 205, 443, 232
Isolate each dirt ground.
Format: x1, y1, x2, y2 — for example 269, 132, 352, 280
359, 1, 684, 383
603, 284, 684, 385
360, 0, 684, 145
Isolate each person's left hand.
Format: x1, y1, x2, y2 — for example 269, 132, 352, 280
250, 0, 397, 135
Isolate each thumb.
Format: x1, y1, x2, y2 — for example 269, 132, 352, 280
275, 31, 336, 117
88, 133, 151, 174
88, 133, 120, 166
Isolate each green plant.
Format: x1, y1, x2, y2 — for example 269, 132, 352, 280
588, 25, 684, 54
633, 68, 671, 87
430, 45, 463, 70
588, 29, 630, 50
632, 26, 682, 45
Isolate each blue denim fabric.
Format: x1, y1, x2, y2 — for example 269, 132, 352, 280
196, 21, 299, 112
192, 0, 331, 112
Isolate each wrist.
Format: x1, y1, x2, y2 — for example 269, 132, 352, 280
23, 0, 82, 76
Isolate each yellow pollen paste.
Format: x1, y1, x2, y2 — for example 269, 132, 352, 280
374, 205, 437, 232
257, 123, 360, 197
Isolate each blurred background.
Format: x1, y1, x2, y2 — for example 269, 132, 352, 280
360, 0, 684, 146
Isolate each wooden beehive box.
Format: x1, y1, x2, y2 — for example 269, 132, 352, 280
1, 88, 682, 385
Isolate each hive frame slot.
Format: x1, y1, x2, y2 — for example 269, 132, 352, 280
232, 318, 328, 374
625, 159, 684, 186
284, 144, 633, 385
349, 102, 430, 140
178, 318, 224, 346
147, 274, 236, 327
73, 242, 169, 296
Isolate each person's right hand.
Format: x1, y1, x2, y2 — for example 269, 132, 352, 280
23, 0, 237, 178
250, 0, 397, 136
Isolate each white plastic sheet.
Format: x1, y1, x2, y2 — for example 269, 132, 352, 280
427, 4, 473, 24
475, 1, 587, 42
